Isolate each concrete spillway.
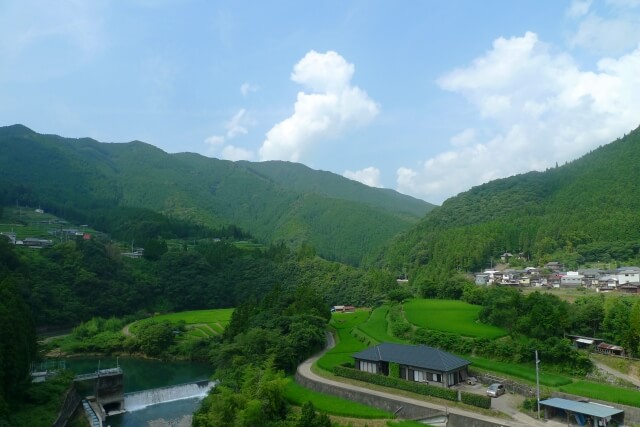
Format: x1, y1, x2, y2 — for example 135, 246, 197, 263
124, 380, 215, 411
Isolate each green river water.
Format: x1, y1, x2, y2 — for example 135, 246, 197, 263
64, 357, 213, 426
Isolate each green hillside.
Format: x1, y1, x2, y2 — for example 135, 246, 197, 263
384, 125, 640, 280
0, 125, 433, 264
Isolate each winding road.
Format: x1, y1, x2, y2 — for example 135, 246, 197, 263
296, 332, 565, 427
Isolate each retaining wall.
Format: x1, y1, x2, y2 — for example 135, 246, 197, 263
52, 384, 82, 427
295, 372, 510, 426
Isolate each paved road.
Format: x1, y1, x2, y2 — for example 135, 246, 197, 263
297, 333, 565, 427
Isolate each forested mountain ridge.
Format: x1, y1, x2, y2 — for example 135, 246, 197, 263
0, 125, 433, 264
384, 125, 640, 286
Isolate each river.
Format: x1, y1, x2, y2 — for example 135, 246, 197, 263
64, 357, 213, 427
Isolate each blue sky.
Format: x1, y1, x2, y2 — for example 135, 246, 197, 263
2, 1, 640, 204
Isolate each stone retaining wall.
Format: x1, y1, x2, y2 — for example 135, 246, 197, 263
295, 372, 510, 426
52, 384, 82, 427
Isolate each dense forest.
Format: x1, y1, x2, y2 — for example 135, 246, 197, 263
383, 125, 640, 283
0, 124, 433, 265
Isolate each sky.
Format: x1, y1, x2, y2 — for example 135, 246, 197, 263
2, 0, 640, 204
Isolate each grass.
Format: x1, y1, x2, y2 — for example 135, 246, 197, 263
468, 356, 572, 387
284, 378, 392, 419
129, 308, 234, 338
560, 380, 640, 407
403, 299, 506, 339
357, 305, 406, 344
317, 310, 370, 372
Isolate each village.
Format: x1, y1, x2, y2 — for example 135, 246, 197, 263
474, 253, 640, 294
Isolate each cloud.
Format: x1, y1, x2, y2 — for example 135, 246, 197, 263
397, 32, 640, 204
569, 13, 640, 55
221, 145, 254, 161
204, 108, 255, 158
225, 108, 250, 138
240, 82, 259, 96
450, 128, 477, 147
343, 167, 383, 188
258, 50, 379, 162
205, 135, 225, 146
566, 0, 592, 18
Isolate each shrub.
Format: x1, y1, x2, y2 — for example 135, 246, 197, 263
333, 366, 457, 401
460, 391, 491, 409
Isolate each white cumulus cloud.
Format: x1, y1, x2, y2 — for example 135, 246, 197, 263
221, 145, 254, 161
343, 167, 383, 188
397, 31, 640, 204
259, 50, 379, 162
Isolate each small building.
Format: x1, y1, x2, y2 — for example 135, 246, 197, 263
545, 262, 562, 271
540, 398, 623, 425
353, 342, 471, 388
561, 271, 584, 288
475, 273, 490, 285
616, 269, 640, 286
331, 305, 356, 313
597, 342, 625, 357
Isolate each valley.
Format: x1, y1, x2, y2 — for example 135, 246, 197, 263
3, 126, 640, 426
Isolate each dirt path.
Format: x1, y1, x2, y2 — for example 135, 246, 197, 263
592, 359, 640, 388
296, 333, 564, 427
122, 323, 133, 337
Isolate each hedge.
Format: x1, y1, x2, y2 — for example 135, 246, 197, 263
333, 366, 458, 402
460, 391, 491, 409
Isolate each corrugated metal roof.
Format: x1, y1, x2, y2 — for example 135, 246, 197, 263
540, 398, 623, 418
353, 343, 470, 372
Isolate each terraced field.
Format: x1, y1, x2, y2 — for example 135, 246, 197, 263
128, 308, 233, 339
403, 299, 506, 339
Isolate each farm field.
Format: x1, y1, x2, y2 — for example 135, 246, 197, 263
284, 377, 392, 419
403, 299, 506, 339
357, 305, 405, 344
559, 380, 640, 407
129, 308, 233, 338
468, 356, 572, 387
317, 310, 371, 372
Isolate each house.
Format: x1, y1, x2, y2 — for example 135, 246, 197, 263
616, 269, 640, 285
561, 271, 584, 288
475, 273, 490, 285
500, 252, 513, 263
545, 262, 562, 271
353, 342, 471, 388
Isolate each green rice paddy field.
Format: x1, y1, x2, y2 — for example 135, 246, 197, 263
129, 308, 234, 338
284, 378, 391, 418
403, 299, 507, 339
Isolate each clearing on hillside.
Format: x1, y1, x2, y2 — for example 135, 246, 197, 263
403, 299, 506, 339
129, 308, 234, 338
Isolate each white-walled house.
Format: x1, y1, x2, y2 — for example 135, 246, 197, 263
617, 269, 640, 285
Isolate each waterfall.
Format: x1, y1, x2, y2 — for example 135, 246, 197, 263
124, 380, 215, 411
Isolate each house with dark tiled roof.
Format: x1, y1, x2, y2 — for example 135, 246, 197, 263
353, 342, 471, 388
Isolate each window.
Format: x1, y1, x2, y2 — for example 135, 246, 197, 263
429, 373, 442, 382
359, 361, 377, 374
413, 370, 427, 382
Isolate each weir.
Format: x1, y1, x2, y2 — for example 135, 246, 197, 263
124, 380, 215, 411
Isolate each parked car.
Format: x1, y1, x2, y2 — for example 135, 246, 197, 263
486, 383, 505, 397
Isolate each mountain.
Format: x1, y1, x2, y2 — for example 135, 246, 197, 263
384, 125, 640, 279
0, 125, 434, 264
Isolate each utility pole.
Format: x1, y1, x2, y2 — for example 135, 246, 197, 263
535, 350, 541, 420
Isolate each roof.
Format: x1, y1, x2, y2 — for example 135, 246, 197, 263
575, 338, 594, 345
598, 343, 624, 351
353, 342, 470, 372
540, 398, 623, 418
